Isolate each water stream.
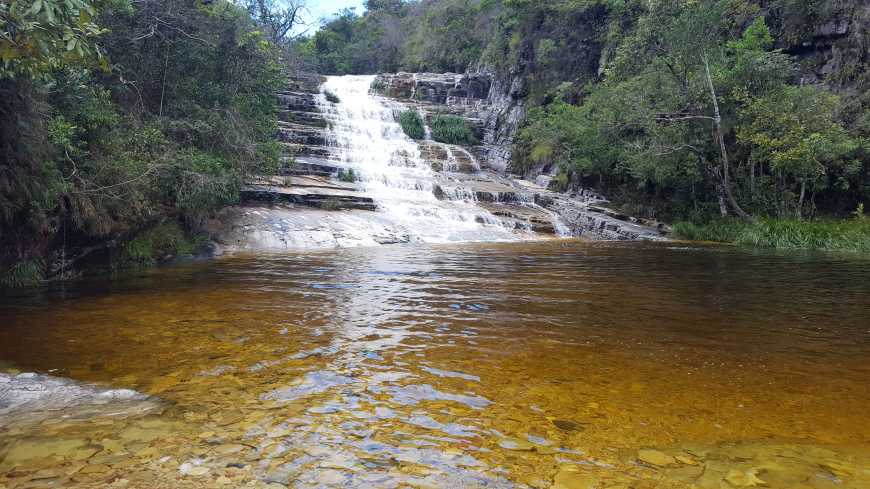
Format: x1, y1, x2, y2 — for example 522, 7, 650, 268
1, 241, 869, 488
316, 75, 538, 243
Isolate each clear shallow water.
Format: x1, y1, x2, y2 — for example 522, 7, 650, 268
1, 241, 869, 488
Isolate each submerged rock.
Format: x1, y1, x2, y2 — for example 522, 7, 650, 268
551, 467, 598, 489
0, 372, 156, 425
637, 449, 676, 467
724, 468, 766, 487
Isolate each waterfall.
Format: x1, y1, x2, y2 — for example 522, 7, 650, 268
316, 75, 533, 244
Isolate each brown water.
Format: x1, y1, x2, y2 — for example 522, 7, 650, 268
1, 240, 869, 488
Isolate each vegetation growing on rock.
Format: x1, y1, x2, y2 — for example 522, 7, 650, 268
290, 0, 869, 248
398, 109, 426, 140
430, 115, 476, 145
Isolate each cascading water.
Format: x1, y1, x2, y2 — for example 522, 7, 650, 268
317, 75, 534, 244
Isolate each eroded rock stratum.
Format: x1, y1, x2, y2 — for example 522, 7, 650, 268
206, 72, 667, 252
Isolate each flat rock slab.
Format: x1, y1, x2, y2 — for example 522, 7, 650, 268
249, 175, 357, 192
205, 206, 413, 251
0, 372, 159, 428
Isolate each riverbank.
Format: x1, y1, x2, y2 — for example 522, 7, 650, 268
673, 217, 870, 253
0, 222, 210, 289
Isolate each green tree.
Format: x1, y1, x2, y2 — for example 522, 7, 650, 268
0, 0, 109, 79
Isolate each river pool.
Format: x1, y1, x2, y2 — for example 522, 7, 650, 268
1, 240, 869, 488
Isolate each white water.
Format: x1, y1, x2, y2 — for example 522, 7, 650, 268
317, 75, 534, 244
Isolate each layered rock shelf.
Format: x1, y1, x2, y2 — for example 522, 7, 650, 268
208, 71, 666, 251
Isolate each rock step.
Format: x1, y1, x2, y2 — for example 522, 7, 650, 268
277, 124, 329, 146
241, 184, 376, 211
284, 73, 325, 94
278, 110, 328, 127
479, 203, 557, 234
287, 157, 346, 176
418, 141, 479, 174
279, 143, 337, 159
277, 92, 319, 113
372, 72, 491, 105
250, 175, 356, 193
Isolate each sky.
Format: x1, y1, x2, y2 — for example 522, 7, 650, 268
301, 0, 366, 31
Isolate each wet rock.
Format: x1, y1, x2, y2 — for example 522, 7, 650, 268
637, 449, 676, 467
551, 419, 580, 432
551, 468, 598, 489
675, 454, 698, 466
724, 468, 766, 487
28, 468, 61, 481
498, 437, 535, 451
78, 463, 111, 474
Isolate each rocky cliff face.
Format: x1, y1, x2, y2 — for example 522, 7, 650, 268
781, 4, 869, 94
370, 72, 668, 240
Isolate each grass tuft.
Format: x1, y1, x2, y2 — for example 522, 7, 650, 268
673, 218, 870, 253
320, 198, 342, 211
117, 222, 202, 269
324, 90, 340, 104
430, 115, 476, 145
398, 110, 425, 140
337, 168, 357, 182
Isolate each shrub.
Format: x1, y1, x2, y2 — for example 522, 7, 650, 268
337, 168, 357, 182
398, 110, 425, 140
324, 90, 340, 103
320, 198, 342, 211
430, 115, 476, 145
0, 259, 45, 288
116, 222, 201, 269
549, 170, 571, 192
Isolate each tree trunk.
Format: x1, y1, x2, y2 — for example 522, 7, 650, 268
797, 178, 806, 220
703, 51, 756, 224
750, 156, 755, 200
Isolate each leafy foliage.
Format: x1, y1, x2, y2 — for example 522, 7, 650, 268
1, 0, 284, 284
323, 89, 341, 103
337, 168, 357, 182
116, 222, 200, 269
513, 1, 868, 222
398, 109, 425, 140
291, 0, 497, 75
0, 0, 111, 79
429, 115, 476, 145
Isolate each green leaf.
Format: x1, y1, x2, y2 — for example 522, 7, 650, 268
28, 0, 44, 16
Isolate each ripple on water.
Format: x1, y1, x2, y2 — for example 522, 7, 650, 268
368, 383, 491, 408
262, 371, 356, 402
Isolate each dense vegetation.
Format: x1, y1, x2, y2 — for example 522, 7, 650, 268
397, 109, 425, 140
297, 0, 869, 249
508, 1, 868, 225
1, 0, 291, 285
429, 115, 476, 145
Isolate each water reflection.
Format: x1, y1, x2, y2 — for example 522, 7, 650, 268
1, 241, 869, 488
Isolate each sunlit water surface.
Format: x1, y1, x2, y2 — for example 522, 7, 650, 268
1, 241, 869, 488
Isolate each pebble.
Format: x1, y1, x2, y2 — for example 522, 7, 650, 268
724, 468, 765, 487
79, 464, 111, 474
187, 466, 210, 477
637, 449, 675, 467
675, 454, 698, 465
551, 468, 598, 489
